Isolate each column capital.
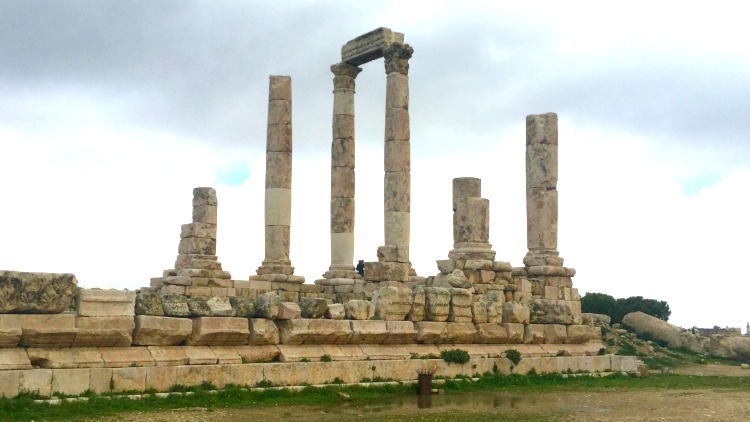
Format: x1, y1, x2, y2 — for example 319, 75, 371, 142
384, 43, 413, 75
331, 62, 363, 78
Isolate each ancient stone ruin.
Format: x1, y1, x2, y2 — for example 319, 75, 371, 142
0, 27, 646, 399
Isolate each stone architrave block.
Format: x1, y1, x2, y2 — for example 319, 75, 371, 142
0, 271, 78, 314
414, 321, 447, 344
187, 317, 250, 346
249, 319, 280, 345
275, 319, 310, 345
424, 287, 450, 322
300, 297, 329, 319
475, 323, 509, 344
372, 287, 413, 321
277, 302, 302, 320
304, 320, 353, 344
523, 324, 545, 344
444, 322, 477, 344
350, 320, 388, 344
76, 289, 136, 317
502, 323, 525, 344
345, 300, 374, 320
502, 302, 530, 325
0, 315, 21, 347
341, 27, 405, 66
383, 321, 417, 344
325, 303, 346, 320
133, 316, 192, 346
73, 316, 134, 347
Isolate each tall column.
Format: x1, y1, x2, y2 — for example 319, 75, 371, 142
524, 112, 563, 267
381, 43, 413, 261
254, 75, 303, 283
327, 63, 362, 279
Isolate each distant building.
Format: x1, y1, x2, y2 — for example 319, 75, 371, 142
695, 326, 742, 337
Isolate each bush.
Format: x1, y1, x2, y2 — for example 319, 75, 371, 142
320, 354, 332, 362
505, 349, 522, 365
582, 292, 671, 323
440, 349, 470, 364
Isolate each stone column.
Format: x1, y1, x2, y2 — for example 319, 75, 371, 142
254, 75, 303, 283
381, 43, 413, 261
327, 63, 362, 279
524, 112, 563, 267
448, 178, 495, 260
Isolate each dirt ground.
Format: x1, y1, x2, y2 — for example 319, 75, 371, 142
94, 365, 750, 422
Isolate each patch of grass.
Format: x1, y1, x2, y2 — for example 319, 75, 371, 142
440, 349, 470, 364
320, 354, 332, 362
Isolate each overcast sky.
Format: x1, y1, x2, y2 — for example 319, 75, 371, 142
2, 1, 748, 330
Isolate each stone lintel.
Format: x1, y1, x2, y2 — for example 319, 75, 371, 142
341, 27, 404, 66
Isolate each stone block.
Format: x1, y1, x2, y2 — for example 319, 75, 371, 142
364, 261, 410, 282
277, 302, 302, 320
255, 292, 281, 319
0, 271, 77, 314
424, 287, 450, 322
341, 27, 404, 66
230, 364, 264, 387
475, 323, 508, 344
383, 321, 417, 344
436, 259, 456, 274
376, 245, 410, 263
187, 317, 250, 346
454, 197, 490, 244
178, 236, 217, 255
299, 297, 328, 319
249, 318, 280, 345
372, 286, 413, 321
111, 367, 146, 393
77, 288, 136, 317
145, 365, 177, 391
234, 345, 280, 363
523, 324, 545, 344
276, 319, 311, 345
325, 303, 345, 320
19, 314, 77, 348
415, 321, 447, 344
27, 348, 103, 369
543, 324, 568, 344
99, 347, 154, 367
406, 285, 425, 322
20, 369, 52, 397
503, 323, 525, 344
350, 320, 388, 344
305, 320, 353, 344
0, 348, 31, 370
183, 346, 218, 365
51, 368, 90, 396
444, 322, 477, 343
147, 346, 189, 366
89, 367, 113, 394
610, 355, 639, 373
0, 314, 21, 347
133, 315, 192, 346
0, 370, 20, 398
567, 325, 597, 344
209, 346, 242, 364
160, 295, 191, 317
502, 302, 530, 324
73, 316, 134, 347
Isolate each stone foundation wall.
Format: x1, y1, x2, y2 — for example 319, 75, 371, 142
0, 344, 638, 398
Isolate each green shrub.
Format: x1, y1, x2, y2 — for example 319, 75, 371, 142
300, 358, 310, 363
255, 380, 273, 388
440, 349, 470, 364
320, 354, 332, 362
597, 348, 607, 356
505, 349, 522, 365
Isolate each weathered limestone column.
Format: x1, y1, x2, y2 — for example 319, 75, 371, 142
523, 112, 562, 267
253, 75, 304, 283
450, 177, 494, 257
381, 42, 413, 260
327, 63, 362, 279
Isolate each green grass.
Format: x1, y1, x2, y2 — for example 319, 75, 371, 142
2, 372, 750, 421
